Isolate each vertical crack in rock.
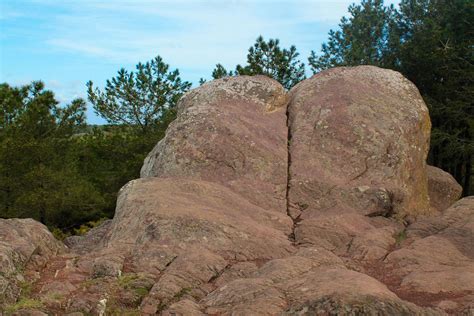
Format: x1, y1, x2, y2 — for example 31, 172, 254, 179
286, 101, 297, 245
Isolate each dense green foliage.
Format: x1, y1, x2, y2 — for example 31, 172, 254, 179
0, 1, 471, 233
87, 55, 191, 134
81, 55, 190, 221
395, 0, 473, 195
0, 82, 105, 228
310, 0, 473, 195
308, 0, 398, 71
0, 56, 185, 231
71, 123, 171, 218
209, 36, 306, 89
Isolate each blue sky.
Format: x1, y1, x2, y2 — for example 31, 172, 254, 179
0, 0, 398, 124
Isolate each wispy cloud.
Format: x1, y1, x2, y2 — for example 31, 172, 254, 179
42, 0, 370, 66
47, 39, 114, 59
45, 2, 280, 65
1, 0, 400, 123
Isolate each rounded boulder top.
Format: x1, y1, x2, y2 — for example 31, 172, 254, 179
177, 75, 289, 115
287, 65, 432, 221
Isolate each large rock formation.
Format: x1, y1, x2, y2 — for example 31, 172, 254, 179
287, 66, 434, 262
288, 66, 432, 220
96, 76, 295, 313
2, 67, 472, 315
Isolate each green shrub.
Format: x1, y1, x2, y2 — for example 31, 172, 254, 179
394, 230, 407, 246
51, 227, 71, 241
73, 218, 107, 236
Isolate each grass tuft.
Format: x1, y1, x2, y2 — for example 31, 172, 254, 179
5, 298, 44, 313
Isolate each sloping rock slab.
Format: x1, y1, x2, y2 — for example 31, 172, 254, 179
204, 262, 440, 315
87, 177, 294, 313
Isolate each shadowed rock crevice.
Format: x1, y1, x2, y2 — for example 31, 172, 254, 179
285, 96, 298, 244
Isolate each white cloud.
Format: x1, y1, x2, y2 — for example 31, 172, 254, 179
45, 0, 379, 69
47, 39, 114, 59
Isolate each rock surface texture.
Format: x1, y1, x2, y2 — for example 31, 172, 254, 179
141, 75, 289, 213
1, 67, 472, 315
426, 165, 463, 212
0, 219, 64, 306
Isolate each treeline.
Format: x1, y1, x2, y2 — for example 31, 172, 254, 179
1, 0, 472, 232
0, 58, 189, 232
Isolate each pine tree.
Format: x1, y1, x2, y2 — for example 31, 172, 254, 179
210, 36, 306, 89
212, 63, 232, 79
308, 0, 397, 72
87, 55, 191, 134
395, 0, 473, 195
236, 36, 306, 89
0, 82, 105, 228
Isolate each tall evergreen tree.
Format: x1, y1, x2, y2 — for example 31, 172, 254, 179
308, 0, 397, 72
87, 55, 191, 134
212, 63, 233, 79
236, 36, 306, 89
84, 56, 191, 215
395, 0, 473, 195
0, 82, 105, 227
211, 36, 306, 89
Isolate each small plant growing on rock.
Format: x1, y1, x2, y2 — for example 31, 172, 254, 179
297, 202, 309, 211
5, 298, 44, 314
51, 227, 71, 241
174, 287, 191, 300
74, 218, 108, 236
394, 230, 407, 246
116, 273, 154, 307
118, 273, 140, 288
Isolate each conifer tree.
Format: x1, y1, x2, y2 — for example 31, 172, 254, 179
308, 0, 397, 72
211, 36, 306, 89
212, 63, 232, 79
0, 82, 104, 227
87, 55, 191, 134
